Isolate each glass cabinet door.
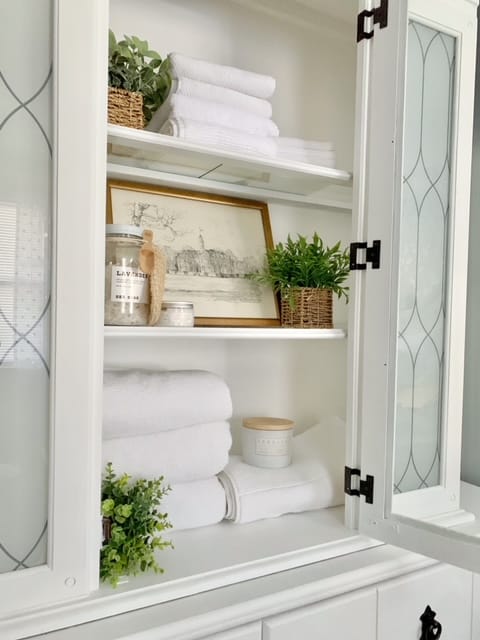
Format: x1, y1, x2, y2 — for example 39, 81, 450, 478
394, 20, 455, 497
0, 0, 52, 575
0, 0, 107, 616
351, 0, 480, 571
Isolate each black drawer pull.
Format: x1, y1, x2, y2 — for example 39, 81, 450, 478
420, 605, 442, 639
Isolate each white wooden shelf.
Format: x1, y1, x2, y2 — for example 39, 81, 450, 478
107, 125, 353, 210
104, 325, 347, 340
96, 508, 377, 601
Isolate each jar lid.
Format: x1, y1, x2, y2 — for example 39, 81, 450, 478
242, 417, 294, 431
106, 224, 143, 239
161, 301, 194, 309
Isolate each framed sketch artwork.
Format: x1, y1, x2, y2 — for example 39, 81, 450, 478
107, 180, 280, 327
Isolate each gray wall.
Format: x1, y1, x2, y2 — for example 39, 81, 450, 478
461, 30, 480, 486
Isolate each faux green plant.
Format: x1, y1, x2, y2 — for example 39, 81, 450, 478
108, 30, 171, 123
100, 462, 173, 587
250, 233, 350, 306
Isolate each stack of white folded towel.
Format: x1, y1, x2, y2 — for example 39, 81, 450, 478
218, 417, 345, 524
146, 52, 338, 168
275, 137, 337, 168
102, 369, 232, 531
147, 52, 279, 157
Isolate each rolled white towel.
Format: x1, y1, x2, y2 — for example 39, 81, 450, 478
163, 477, 227, 531
276, 137, 335, 152
102, 421, 232, 485
147, 93, 279, 137
170, 76, 273, 118
103, 369, 233, 438
159, 118, 277, 158
218, 417, 345, 524
168, 52, 276, 99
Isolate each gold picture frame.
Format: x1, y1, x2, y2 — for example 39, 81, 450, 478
107, 180, 280, 327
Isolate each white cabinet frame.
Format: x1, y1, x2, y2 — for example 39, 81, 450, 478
0, 0, 107, 614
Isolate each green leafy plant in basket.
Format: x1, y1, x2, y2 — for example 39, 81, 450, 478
108, 30, 171, 123
249, 233, 350, 328
250, 232, 350, 305
100, 463, 173, 587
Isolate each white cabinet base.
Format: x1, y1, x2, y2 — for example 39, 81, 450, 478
263, 588, 376, 640
203, 623, 261, 640
377, 564, 473, 640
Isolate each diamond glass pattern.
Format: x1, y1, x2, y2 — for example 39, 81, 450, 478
394, 22, 455, 494
0, 0, 52, 572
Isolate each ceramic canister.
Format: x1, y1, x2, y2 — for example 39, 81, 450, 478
241, 417, 294, 469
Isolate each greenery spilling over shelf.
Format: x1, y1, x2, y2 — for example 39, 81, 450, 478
100, 463, 173, 587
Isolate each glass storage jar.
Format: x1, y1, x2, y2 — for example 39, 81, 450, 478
104, 224, 150, 326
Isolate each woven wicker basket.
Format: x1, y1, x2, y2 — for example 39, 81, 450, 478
108, 87, 144, 129
280, 287, 333, 329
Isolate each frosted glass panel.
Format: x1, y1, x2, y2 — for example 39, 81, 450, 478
394, 22, 455, 493
0, 0, 52, 571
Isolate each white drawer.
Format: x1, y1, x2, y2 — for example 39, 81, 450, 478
377, 564, 473, 640
201, 622, 262, 640
262, 588, 376, 640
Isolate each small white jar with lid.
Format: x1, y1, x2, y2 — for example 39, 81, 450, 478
241, 417, 294, 469
157, 301, 194, 327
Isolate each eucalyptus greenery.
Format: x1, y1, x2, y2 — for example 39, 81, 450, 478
100, 463, 173, 587
250, 233, 350, 306
108, 30, 171, 123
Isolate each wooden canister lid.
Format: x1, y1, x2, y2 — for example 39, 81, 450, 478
242, 417, 294, 431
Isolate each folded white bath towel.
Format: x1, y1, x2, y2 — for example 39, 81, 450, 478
147, 93, 279, 137
159, 118, 277, 158
170, 77, 273, 118
218, 417, 345, 524
102, 421, 232, 485
103, 369, 233, 438
163, 477, 227, 531
168, 52, 276, 99
276, 137, 335, 152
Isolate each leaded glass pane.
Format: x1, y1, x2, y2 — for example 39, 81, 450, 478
0, 0, 52, 571
394, 21, 455, 493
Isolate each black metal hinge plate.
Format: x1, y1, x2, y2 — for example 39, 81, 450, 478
357, 0, 389, 42
350, 240, 381, 270
345, 466, 374, 504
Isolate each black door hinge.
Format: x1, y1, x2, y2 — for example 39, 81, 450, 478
357, 0, 389, 42
350, 240, 381, 270
345, 466, 374, 504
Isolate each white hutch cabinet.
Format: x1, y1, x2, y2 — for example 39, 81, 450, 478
1, 0, 480, 638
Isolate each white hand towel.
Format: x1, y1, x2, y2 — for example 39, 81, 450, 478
171, 77, 273, 118
103, 369, 233, 438
102, 421, 232, 485
159, 118, 277, 158
276, 137, 335, 152
163, 477, 227, 531
169, 52, 276, 99
147, 93, 279, 137
218, 417, 345, 524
